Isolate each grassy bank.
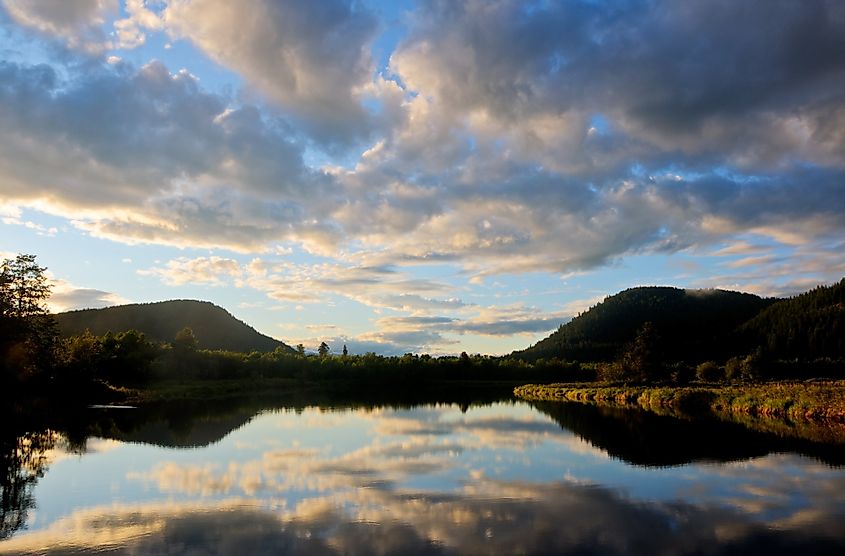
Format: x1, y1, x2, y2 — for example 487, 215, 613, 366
115, 377, 307, 403
514, 381, 845, 423
115, 377, 530, 404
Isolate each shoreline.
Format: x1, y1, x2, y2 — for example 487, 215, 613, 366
514, 381, 845, 424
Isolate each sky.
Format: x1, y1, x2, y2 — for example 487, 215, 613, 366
1, 0, 844, 356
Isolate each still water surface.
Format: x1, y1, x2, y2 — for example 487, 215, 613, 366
2, 394, 845, 554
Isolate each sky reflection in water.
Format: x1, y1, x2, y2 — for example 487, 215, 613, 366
2, 401, 845, 554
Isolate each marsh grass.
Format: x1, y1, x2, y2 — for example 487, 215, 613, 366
514, 381, 845, 442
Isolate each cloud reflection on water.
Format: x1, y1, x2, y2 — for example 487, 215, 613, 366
3, 476, 845, 555
4, 403, 845, 554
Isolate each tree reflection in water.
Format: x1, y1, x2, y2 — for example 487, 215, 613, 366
0, 430, 57, 539
2, 392, 845, 554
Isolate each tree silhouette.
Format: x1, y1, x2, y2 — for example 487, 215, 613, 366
318, 342, 330, 357
0, 254, 57, 383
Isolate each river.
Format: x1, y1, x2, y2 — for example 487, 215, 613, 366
1, 391, 844, 554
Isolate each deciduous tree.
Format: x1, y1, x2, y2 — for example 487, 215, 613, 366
0, 254, 57, 383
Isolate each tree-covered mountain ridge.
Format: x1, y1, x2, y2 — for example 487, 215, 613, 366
514, 278, 845, 363
55, 299, 293, 354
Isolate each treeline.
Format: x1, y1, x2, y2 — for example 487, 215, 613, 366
0, 254, 586, 401
512, 280, 845, 384
514, 286, 775, 363
14, 328, 602, 399
740, 279, 845, 359
5, 323, 595, 401
5, 253, 845, 399
56, 299, 291, 353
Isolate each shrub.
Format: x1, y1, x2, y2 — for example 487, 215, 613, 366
696, 361, 724, 382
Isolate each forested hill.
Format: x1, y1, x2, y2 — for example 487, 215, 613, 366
739, 278, 845, 359
55, 300, 293, 353
512, 286, 775, 363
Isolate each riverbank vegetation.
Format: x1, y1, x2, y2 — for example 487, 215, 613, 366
514, 381, 845, 436
3, 253, 845, 415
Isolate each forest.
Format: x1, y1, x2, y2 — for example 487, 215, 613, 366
2, 253, 845, 406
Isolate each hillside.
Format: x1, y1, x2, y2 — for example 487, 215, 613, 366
55, 300, 292, 353
739, 278, 845, 360
513, 286, 775, 363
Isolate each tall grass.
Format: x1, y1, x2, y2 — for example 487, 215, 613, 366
514, 381, 845, 423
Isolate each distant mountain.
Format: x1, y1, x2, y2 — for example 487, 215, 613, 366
739, 278, 845, 360
55, 300, 293, 353
512, 286, 775, 363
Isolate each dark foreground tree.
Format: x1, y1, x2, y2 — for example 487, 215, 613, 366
0, 254, 57, 384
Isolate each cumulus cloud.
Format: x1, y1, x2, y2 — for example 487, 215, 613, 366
4, 1, 845, 275
47, 277, 128, 312
391, 0, 845, 171
7, 475, 845, 555
3, 0, 845, 352
2, 0, 117, 52
0, 57, 339, 252
138, 256, 242, 286
162, 0, 380, 145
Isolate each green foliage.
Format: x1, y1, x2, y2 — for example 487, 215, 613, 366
55, 300, 293, 353
173, 327, 198, 351
739, 278, 845, 361
724, 349, 764, 383
695, 361, 724, 382
596, 322, 665, 383
513, 286, 774, 364
0, 254, 51, 319
0, 254, 58, 383
55, 329, 157, 385
516, 381, 845, 431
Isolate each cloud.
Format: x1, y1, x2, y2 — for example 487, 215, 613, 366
112, 0, 164, 49
374, 305, 568, 339
237, 260, 457, 312
140, 255, 573, 352
391, 0, 845, 171
449, 305, 568, 336
2, 0, 845, 328
7, 475, 845, 555
138, 256, 242, 286
0, 58, 339, 252
48, 277, 128, 312
1, 0, 117, 52
162, 0, 380, 145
